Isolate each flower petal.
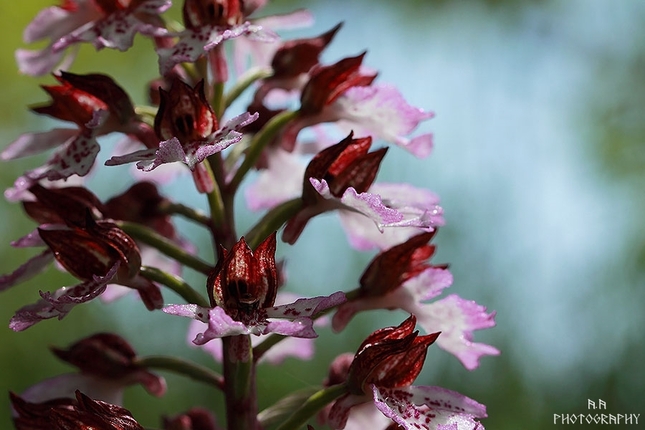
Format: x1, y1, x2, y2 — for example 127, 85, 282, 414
188, 292, 322, 364
9, 262, 119, 331
162, 303, 210, 321
338, 182, 444, 250
11, 229, 47, 248
264, 318, 316, 338
416, 295, 500, 370
311, 179, 403, 230
157, 23, 277, 76
372, 385, 486, 430
1, 129, 78, 160
15, 47, 68, 77
244, 147, 305, 211
335, 84, 434, 157
139, 138, 187, 171
267, 291, 346, 319
19, 373, 125, 408
23, 131, 101, 182
0, 250, 54, 292
328, 393, 368, 430
163, 305, 251, 343
53, 1, 171, 52
23, 2, 100, 43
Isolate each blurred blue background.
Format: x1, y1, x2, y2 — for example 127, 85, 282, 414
1, 0, 644, 428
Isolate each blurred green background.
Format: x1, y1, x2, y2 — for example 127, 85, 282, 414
1, 0, 644, 428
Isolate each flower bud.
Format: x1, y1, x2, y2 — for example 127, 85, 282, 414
38, 217, 141, 282
183, 0, 242, 28
271, 23, 342, 79
51, 333, 166, 397
154, 80, 217, 144
208, 234, 278, 321
346, 315, 440, 395
300, 53, 376, 116
303, 132, 387, 204
33, 72, 135, 128
359, 231, 444, 297
11, 391, 144, 430
24, 184, 104, 227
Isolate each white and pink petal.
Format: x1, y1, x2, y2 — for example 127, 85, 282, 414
21, 131, 101, 184
163, 305, 252, 343
266, 291, 346, 319
416, 295, 500, 370
244, 147, 305, 211
1, 129, 78, 160
23, 1, 101, 44
9, 262, 119, 331
328, 393, 370, 430
311, 179, 404, 230
338, 182, 444, 251
157, 23, 277, 76
264, 317, 316, 338
11, 229, 47, 248
372, 385, 486, 430
335, 84, 435, 158
52, 0, 171, 52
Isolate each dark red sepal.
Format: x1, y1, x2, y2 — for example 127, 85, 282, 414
300, 53, 376, 115
208, 233, 278, 320
359, 231, 442, 297
103, 181, 176, 239
57, 71, 136, 125
183, 0, 242, 28
52, 333, 137, 379
271, 23, 343, 78
346, 315, 440, 395
11, 390, 144, 430
10, 393, 75, 430
303, 132, 387, 204
38, 218, 141, 282
60, 391, 144, 429
24, 184, 104, 227
154, 80, 217, 144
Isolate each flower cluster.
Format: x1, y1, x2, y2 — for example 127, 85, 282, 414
3, 1, 498, 429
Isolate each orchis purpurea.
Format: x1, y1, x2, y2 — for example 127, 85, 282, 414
2, 1, 498, 429
11, 390, 145, 430
16, 0, 171, 77
333, 232, 500, 370
2, 71, 158, 200
163, 233, 345, 344
106, 78, 258, 193
325, 316, 487, 430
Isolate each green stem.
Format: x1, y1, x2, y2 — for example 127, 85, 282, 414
223, 67, 272, 110
274, 384, 349, 430
158, 202, 211, 227
206, 178, 226, 232
252, 334, 285, 363
227, 110, 299, 194
222, 335, 258, 430
135, 355, 224, 390
118, 221, 214, 275
244, 198, 303, 249
212, 81, 225, 120
139, 266, 209, 307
